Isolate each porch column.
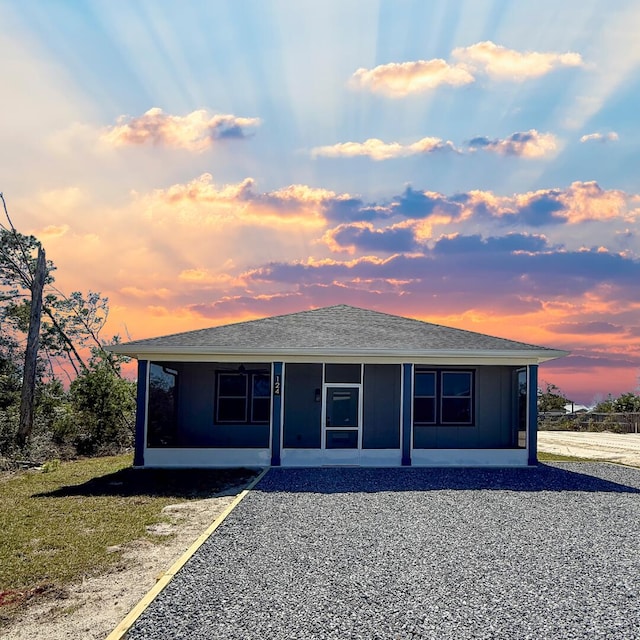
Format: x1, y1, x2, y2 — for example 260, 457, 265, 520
134, 359, 149, 467
402, 363, 412, 466
270, 362, 283, 466
527, 364, 538, 466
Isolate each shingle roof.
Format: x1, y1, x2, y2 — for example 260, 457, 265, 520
111, 305, 567, 362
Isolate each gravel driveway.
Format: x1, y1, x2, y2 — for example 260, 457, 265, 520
126, 465, 640, 640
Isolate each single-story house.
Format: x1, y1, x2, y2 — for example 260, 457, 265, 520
109, 304, 568, 468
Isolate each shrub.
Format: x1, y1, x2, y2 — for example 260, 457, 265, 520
67, 354, 136, 455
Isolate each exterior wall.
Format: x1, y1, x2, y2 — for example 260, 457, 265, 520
144, 447, 271, 468
411, 449, 528, 466
176, 363, 215, 446
362, 364, 401, 449
413, 366, 520, 450
281, 363, 401, 452
140, 359, 531, 467
282, 363, 323, 448
149, 362, 270, 449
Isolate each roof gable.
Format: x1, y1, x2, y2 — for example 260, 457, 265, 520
113, 305, 567, 361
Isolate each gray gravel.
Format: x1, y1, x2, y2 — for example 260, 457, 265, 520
126, 464, 640, 639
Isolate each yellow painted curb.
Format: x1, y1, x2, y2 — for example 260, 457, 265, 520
105, 467, 270, 640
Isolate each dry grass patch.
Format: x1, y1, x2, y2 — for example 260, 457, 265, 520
0, 454, 257, 623
537, 451, 599, 462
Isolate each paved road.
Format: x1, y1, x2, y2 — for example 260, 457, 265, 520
538, 431, 640, 466
125, 465, 640, 640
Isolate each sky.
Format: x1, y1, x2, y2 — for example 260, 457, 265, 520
1, 0, 639, 404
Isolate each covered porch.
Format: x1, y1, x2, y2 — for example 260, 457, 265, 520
132, 358, 539, 468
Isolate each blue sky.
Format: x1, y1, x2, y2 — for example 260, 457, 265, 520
1, 0, 639, 403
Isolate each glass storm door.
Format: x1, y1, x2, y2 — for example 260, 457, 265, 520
324, 386, 361, 449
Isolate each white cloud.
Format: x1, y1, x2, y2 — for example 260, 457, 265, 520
579, 132, 619, 143
350, 41, 584, 97
312, 137, 458, 160
350, 59, 474, 97
452, 41, 583, 81
467, 130, 558, 158
101, 108, 261, 151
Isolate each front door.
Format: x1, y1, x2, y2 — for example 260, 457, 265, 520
323, 386, 361, 453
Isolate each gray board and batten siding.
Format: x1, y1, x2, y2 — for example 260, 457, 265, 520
281, 363, 402, 450
283, 363, 322, 449
147, 361, 520, 449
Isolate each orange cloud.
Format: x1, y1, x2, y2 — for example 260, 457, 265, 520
557, 181, 630, 223
452, 41, 583, 80
178, 268, 243, 287
312, 137, 458, 160
38, 224, 70, 239
101, 107, 261, 151
350, 59, 474, 97
453, 182, 632, 225
119, 286, 173, 300
134, 173, 333, 228
147, 173, 335, 208
266, 184, 338, 205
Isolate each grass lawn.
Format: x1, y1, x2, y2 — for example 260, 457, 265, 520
537, 451, 598, 462
0, 454, 256, 612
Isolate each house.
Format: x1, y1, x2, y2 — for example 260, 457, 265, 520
563, 403, 591, 414
109, 305, 568, 468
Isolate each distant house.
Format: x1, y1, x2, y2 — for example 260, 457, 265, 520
564, 403, 591, 414
109, 305, 568, 468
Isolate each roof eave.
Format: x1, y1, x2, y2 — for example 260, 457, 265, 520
108, 344, 569, 363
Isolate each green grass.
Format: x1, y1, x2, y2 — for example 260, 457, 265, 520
537, 451, 598, 462
0, 455, 256, 600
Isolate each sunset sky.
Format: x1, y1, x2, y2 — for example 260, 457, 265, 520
2, 0, 639, 404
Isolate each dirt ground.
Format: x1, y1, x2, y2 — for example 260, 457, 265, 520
538, 431, 640, 467
3, 490, 239, 640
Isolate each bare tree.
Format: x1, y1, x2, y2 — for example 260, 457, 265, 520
1, 193, 133, 449
1, 193, 49, 447
17, 246, 46, 447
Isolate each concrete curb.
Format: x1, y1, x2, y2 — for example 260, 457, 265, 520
105, 467, 270, 640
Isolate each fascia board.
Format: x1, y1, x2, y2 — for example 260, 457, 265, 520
108, 345, 569, 364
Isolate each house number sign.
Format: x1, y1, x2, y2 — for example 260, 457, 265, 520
273, 374, 281, 396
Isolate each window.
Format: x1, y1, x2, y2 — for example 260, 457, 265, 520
414, 371, 436, 424
414, 369, 474, 426
217, 373, 248, 422
441, 372, 473, 424
216, 369, 271, 424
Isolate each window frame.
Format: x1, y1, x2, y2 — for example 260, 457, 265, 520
215, 370, 271, 425
413, 368, 475, 427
